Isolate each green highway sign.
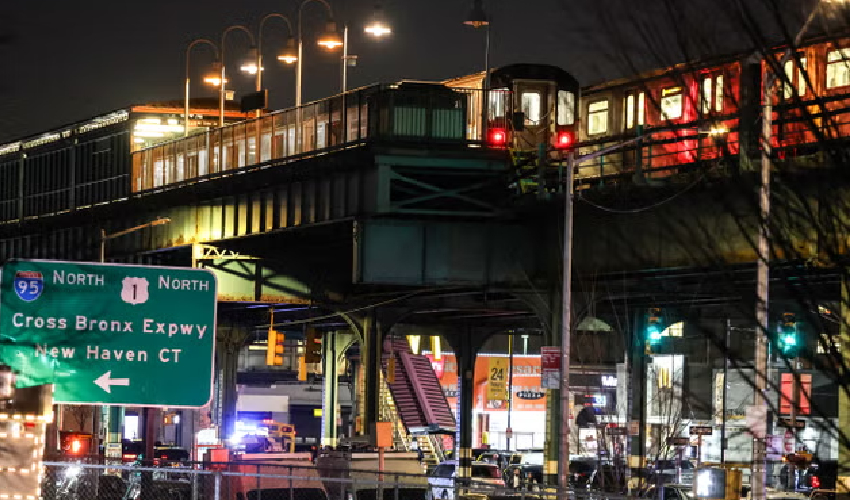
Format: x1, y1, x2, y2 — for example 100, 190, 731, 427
0, 260, 216, 407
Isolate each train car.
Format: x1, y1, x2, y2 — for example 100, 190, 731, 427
443, 63, 581, 153
577, 54, 748, 183
0, 99, 250, 224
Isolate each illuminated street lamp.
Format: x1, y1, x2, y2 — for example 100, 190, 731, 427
341, 6, 393, 93
218, 25, 257, 127
184, 39, 220, 136
240, 13, 298, 111
296, 0, 341, 107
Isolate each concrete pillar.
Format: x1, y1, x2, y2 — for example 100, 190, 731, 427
362, 314, 382, 435
456, 331, 475, 480
217, 327, 246, 446
322, 331, 354, 448
838, 277, 850, 500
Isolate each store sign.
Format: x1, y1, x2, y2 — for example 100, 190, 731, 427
541, 346, 560, 389
486, 357, 508, 401
601, 375, 617, 387
516, 390, 545, 400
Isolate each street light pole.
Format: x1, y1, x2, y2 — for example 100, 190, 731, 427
559, 151, 575, 487
253, 13, 297, 118
184, 39, 219, 137
296, 0, 337, 107
99, 217, 171, 449
218, 25, 256, 128
753, 5, 825, 499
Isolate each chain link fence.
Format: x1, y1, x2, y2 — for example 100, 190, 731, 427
40, 461, 632, 500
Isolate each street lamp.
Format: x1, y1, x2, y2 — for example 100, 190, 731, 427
100, 218, 172, 263
296, 0, 341, 107
240, 13, 298, 117
218, 25, 257, 127
184, 39, 220, 137
464, 0, 490, 89
341, 6, 393, 93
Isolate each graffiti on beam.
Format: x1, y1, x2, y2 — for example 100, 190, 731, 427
196, 245, 257, 260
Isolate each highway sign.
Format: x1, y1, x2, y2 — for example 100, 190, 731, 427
690, 426, 713, 436
0, 260, 216, 407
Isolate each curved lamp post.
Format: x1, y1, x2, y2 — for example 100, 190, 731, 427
218, 25, 257, 127
341, 5, 392, 93
184, 39, 220, 136
296, 0, 342, 106
239, 13, 298, 118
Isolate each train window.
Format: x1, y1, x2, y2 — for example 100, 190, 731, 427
660, 86, 683, 120
557, 90, 575, 125
827, 49, 850, 89
587, 100, 609, 135
521, 91, 541, 125
489, 89, 508, 119
625, 91, 645, 129
783, 57, 807, 98
700, 75, 724, 114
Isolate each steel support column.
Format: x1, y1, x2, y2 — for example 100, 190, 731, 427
363, 313, 382, 437
456, 330, 475, 480
322, 331, 354, 448
629, 308, 648, 489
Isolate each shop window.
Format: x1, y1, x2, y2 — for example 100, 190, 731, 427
779, 373, 811, 415
657, 367, 672, 389
521, 91, 541, 125
557, 90, 575, 125
827, 48, 850, 89
588, 100, 609, 135
660, 86, 683, 120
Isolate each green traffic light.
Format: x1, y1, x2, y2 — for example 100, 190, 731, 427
647, 325, 663, 344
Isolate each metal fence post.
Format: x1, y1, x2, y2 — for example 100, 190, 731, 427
191, 469, 199, 500
289, 466, 295, 500
257, 464, 262, 500
214, 470, 222, 500
394, 473, 400, 500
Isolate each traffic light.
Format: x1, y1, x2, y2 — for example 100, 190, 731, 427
778, 312, 799, 356
305, 327, 322, 364
266, 329, 285, 366
646, 308, 664, 346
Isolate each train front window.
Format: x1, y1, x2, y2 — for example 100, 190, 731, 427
588, 100, 609, 135
700, 75, 724, 114
521, 91, 541, 125
827, 49, 850, 89
660, 86, 683, 120
557, 90, 575, 125
488, 89, 508, 119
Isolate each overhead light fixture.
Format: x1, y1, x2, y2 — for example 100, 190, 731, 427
463, 0, 489, 28
277, 37, 298, 64
317, 21, 343, 49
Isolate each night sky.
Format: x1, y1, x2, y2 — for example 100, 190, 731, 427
0, 0, 818, 143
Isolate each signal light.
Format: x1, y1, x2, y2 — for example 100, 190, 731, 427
487, 128, 507, 147
305, 327, 322, 364
778, 312, 799, 356
645, 308, 665, 350
811, 476, 820, 488
555, 131, 574, 150
70, 439, 82, 454
266, 329, 285, 366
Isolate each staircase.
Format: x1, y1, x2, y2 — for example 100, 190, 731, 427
378, 372, 412, 451
416, 434, 446, 468
382, 337, 456, 434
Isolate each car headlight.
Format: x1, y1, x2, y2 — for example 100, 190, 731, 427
65, 466, 81, 478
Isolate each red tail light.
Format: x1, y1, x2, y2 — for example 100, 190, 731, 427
555, 131, 574, 149
812, 476, 821, 488
488, 128, 507, 147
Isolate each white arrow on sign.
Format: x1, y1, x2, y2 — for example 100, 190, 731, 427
94, 371, 130, 393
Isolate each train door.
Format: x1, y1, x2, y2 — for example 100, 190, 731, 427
511, 80, 557, 151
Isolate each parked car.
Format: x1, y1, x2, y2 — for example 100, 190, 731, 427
639, 484, 693, 500
428, 461, 505, 500
649, 460, 695, 485
569, 460, 597, 489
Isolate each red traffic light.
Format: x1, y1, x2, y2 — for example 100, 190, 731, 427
487, 128, 507, 147
555, 131, 574, 149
